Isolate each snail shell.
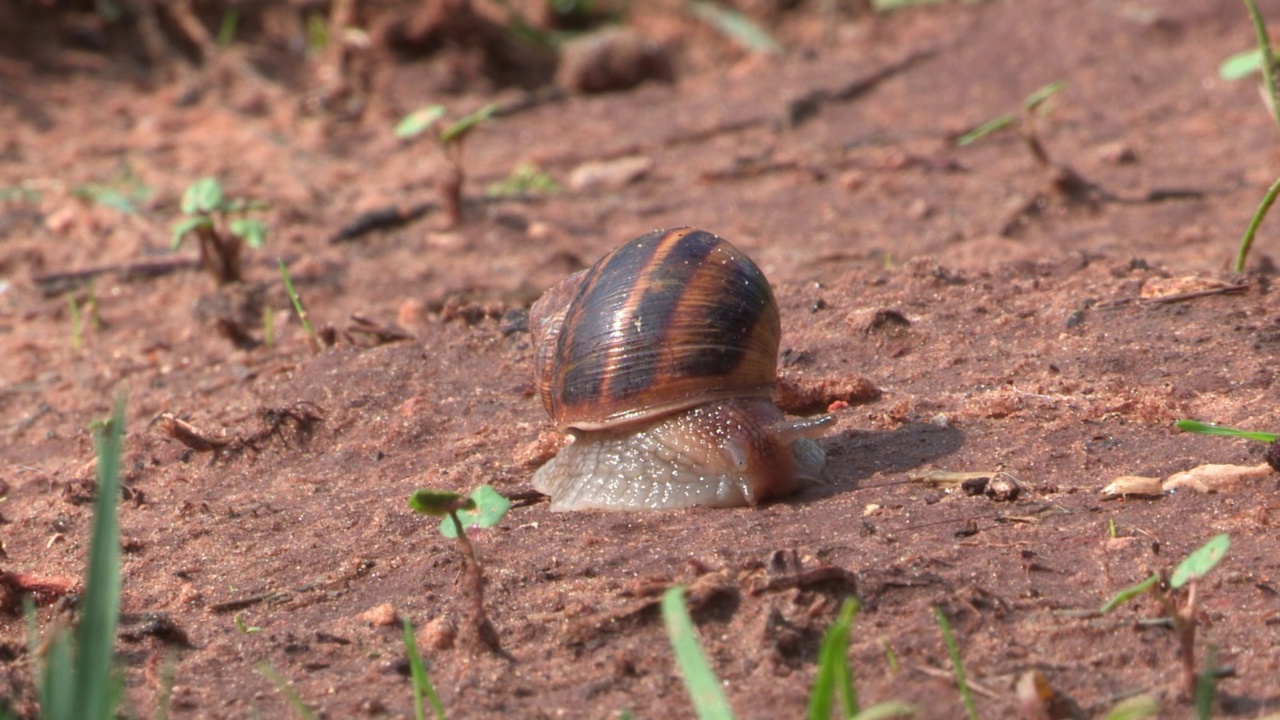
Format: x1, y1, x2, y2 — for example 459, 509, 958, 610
529, 227, 833, 511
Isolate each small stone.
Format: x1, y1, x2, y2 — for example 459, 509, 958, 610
418, 616, 457, 651
357, 603, 398, 627
568, 155, 653, 192
1095, 141, 1137, 165
397, 298, 427, 327
516, 430, 565, 467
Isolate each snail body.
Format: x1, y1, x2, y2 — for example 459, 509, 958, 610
530, 227, 833, 511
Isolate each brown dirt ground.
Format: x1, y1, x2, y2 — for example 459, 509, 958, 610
4, 0, 1280, 717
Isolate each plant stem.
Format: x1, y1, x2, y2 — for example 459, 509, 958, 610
1176, 581, 1200, 699
1243, 0, 1280, 136
1235, 175, 1280, 272
447, 510, 502, 655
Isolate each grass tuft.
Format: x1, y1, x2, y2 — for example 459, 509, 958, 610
934, 607, 978, 720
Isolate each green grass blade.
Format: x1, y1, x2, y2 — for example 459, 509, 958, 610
41, 630, 75, 720
439, 103, 498, 145
661, 586, 734, 720
1243, 0, 1280, 136
73, 394, 126, 720
1022, 81, 1065, 113
256, 664, 317, 720
1235, 175, 1280, 272
1195, 645, 1218, 720
688, 1, 782, 54
1100, 574, 1159, 613
956, 115, 1016, 146
403, 618, 446, 720
933, 607, 978, 720
808, 598, 859, 720
1176, 419, 1277, 442
278, 259, 318, 352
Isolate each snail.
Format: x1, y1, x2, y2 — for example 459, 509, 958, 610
529, 227, 834, 511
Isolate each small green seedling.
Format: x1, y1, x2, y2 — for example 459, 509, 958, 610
688, 2, 781, 55
73, 164, 152, 215
171, 177, 269, 286
1176, 419, 1280, 471
402, 618, 446, 720
1233, 0, 1280, 271
407, 485, 510, 654
234, 612, 262, 634
1100, 534, 1230, 698
957, 80, 1064, 156
278, 260, 320, 354
661, 586, 734, 720
396, 103, 498, 228
29, 394, 127, 720
934, 607, 978, 720
660, 586, 914, 720
808, 598, 915, 720
486, 162, 562, 198
256, 663, 317, 720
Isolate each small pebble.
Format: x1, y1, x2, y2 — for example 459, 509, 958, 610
357, 603, 398, 627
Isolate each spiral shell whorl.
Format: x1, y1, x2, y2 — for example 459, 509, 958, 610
532, 227, 781, 431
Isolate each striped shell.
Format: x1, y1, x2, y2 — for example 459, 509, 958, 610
531, 227, 781, 431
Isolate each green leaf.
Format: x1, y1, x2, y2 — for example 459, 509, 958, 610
439, 485, 510, 538
229, 218, 268, 248
402, 619, 446, 720
1101, 693, 1160, 720
1175, 419, 1277, 443
688, 1, 782, 55
1170, 534, 1230, 589
439, 103, 498, 145
1100, 574, 1159, 613
396, 105, 447, 140
408, 489, 474, 518
182, 177, 224, 214
661, 586, 735, 720
1221, 48, 1265, 80
934, 607, 978, 720
170, 217, 210, 249
956, 115, 1016, 146
1022, 80, 1066, 112
808, 598, 860, 720
73, 394, 126, 720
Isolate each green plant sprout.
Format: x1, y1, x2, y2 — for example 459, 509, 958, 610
934, 607, 978, 720
661, 587, 914, 720
661, 586, 733, 720
957, 80, 1064, 151
1177, 419, 1280, 471
171, 177, 269, 286
688, 2, 781, 55
73, 164, 152, 215
256, 663, 317, 720
1176, 419, 1276, 443
396, 103, 498, 228
234, 612, 262, 634
1234, 0, 1280, 271
808, 598, 915, 720
278, 259, 320, 354
402, 618, 446, 720
486, 162, 562, 198
27, 394, 127, 720
408, 485, 511, 654
67, 283, 100, 353
1099, 534, 1230, 698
